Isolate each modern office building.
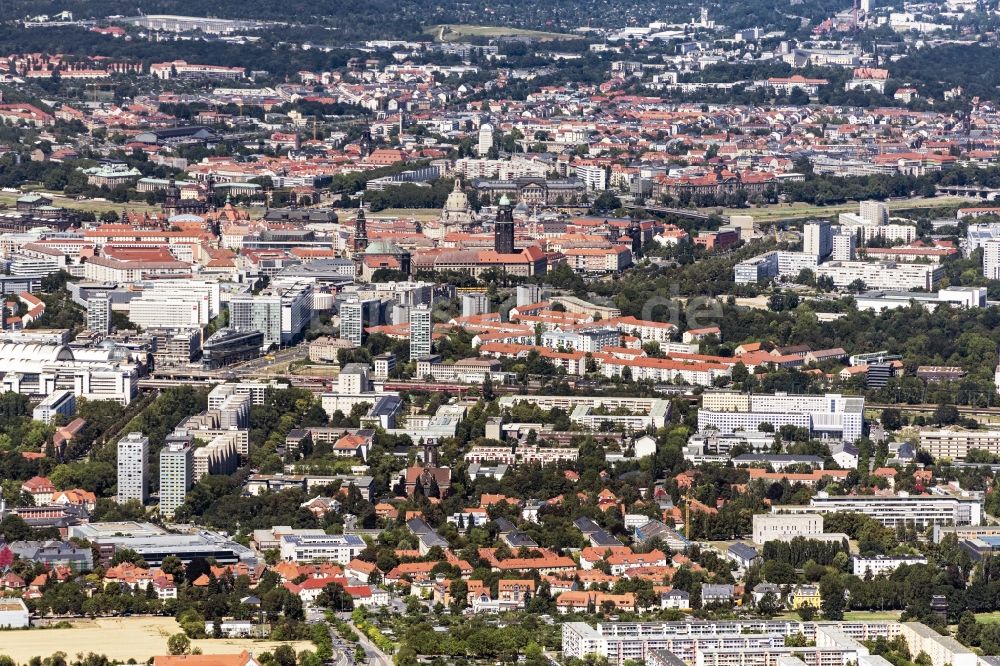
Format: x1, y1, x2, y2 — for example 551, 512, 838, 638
409, 304, 433, 358
32, 389, 75, 424
778, 489, 983, 529
117, 432, 149, 505
128, 294, 207, 330
208, 380, 288, 408
734, 251, 818, 284
698, 391, 865, 442
202, 328, 265, 368
86, 293, 112, 334
148, 328, 201, 367
230, 280, 313, 347
734, 252, 779, 284
278, 533, 367, 564
159, 440, 193, 518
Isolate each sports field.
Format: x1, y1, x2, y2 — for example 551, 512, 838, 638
0, 616, 311, 663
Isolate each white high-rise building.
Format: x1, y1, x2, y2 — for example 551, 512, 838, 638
984, 240, 1000, 280
859, 200, 889, 226
517, 284, 542, 307
461, 293, 490, 318
339, 298, 379, 346
409, 305, 433, 358
477, 123, 494, 156
803, 221, 832, 259
86, 293, 112, 334
117, 432, 149, 505
831, 228, 856, 261
159, 440, 193, 518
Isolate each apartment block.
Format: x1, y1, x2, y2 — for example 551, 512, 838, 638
815, 260, 941, 291
779, 490, 983, 528
117, 432, 149, 505
159, 440, 193, 518
918, 428, 1000, 461
752, 513, 824, 545
698, 391, 865, 442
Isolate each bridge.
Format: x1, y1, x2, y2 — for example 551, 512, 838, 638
934, 184, 1000, 201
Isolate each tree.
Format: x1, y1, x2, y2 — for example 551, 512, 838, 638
933, 404, 960, 425
819, 573, 846, 620
847, 279, 867, 294
111, 548, 147, 567
168, 633, 191, 656
880, 408, 902, 431
757, 592, 781, 617
316, 581, 354, 611
788, 87, 811, 105
0, 514, 30, 541
591, 190, 622, 213
273, 645, 296, 666
160, 555, 184, 580
797, 604, 816, 621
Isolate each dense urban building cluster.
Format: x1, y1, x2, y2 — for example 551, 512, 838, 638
6, 1, 1000, 666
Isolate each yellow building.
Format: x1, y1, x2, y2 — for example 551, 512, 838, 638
790, 584, 821, 609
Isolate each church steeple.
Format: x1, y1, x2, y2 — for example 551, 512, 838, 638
163, 175, 180, 217
353, 201, 368, 253
629, 211, 643, 257
494, 194, 515, 254
359, 129, 374, 158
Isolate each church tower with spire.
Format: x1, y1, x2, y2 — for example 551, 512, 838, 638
628, 212, 643, 257
494, 194, 515, 254
353, 203, 369, 253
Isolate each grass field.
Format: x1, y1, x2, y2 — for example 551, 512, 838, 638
705, 196, 972, 223
0, 617, 312, 663
843, 610, 903, 621
0, 191, 160, 216
427, 24, 576, 42
976, 612, 1000, 625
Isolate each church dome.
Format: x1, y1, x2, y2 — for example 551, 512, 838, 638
444, 182, 470, 213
